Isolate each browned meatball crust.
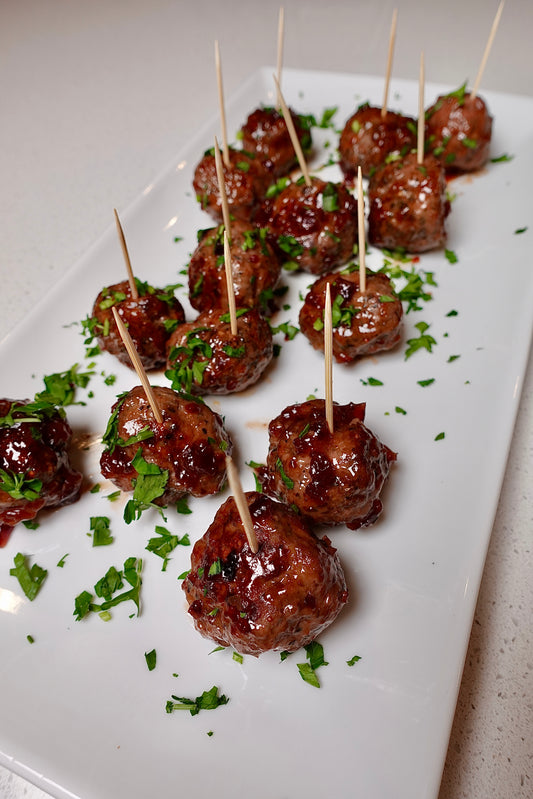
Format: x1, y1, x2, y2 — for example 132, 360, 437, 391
258, 399, 396, 529
91, 279, 185, 371
100, 385, 231, 504
0, 399, 82, 544
339, 104, 417, 181
165, 308, 273, 395
299, 270, 403, 363
182, 491, 348, 655
188, 220, 281, 314
367, 152, 450, 253
425, 90, 492, 172
268, 177, 358, 275
192, 146, 270, 222
240, 106, 312, 178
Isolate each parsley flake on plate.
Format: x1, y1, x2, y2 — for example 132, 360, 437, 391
10, 553, 48, 601
165, 686, 229, 716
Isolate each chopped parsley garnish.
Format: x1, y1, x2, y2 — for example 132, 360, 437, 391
297, 641, 328, 688
0, 399, 61, 429
165, 685, 229, 716
446, 309, 458, 317
435, 432, 446, 441
22, 519, 40, 530
123, 450, 169, 524
232, 651, 243, 665
27, 635, 35, 644
378, 250, 435, 313
360, 377, 383, 386
276, 458, 294, 489
176, 497, 192, 515
33, 363, 95, 407
146, 526, 190, 571
515, 227, 528, 235
90, 516, 113, 547
270, 321, 299, 340
74, 556, 142, 620
417, 378, 435, 387
404, 322, 437, 360
10, 553, 48, 601
347, 654, 362, 666
277, 234, 304, 261
166, 328, 213, 393
322, 182, 339, 212
490, 153, 513, 163
57, 554, 69, 568
395, 406, 407, 415
145, 649, 157, 671
265, 176, 291, 199
447, 354, 461, 363
444, 249, 458, 264
0, 469, 42, 501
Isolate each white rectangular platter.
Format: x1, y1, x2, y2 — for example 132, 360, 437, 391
0, 68, 532, 799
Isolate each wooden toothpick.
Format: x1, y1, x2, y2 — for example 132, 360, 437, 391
357, 166, 366, 294
225, 456, 259, 554
223, 230, 238, 336
381, 8, 398, 119
111, 307, 163, 424
417, 51, 425, 166
213, 135, 232, 240
276, 6, 285, 104
214, 40, 230, 168
471, 1, 505, 99
114, 208, 138, 300
324, 283, 334, 435
273, 75, 311, 187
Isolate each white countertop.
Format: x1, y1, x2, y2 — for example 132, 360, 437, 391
1, 1, 531, 798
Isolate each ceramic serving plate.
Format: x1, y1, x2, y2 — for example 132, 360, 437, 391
0, 69, 532, 799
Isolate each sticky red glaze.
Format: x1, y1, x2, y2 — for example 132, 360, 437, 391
92, 280, 185, 371
0, 399, 82, 541
339, 105, 416, 181
259, 399, 396, 529
182, 491, 348, 655
188, 220, 281, 315
425, 93, 492, 172
299, 270, 403, 362
240, 106, 312, 178
192, 147, 270, 222
100, 385, 231, 502
367, 152, 450, 253
166, 308, 273, 395
268, 177, 358, 275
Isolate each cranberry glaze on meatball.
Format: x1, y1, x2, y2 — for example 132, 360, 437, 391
425, 88, 492, 172
100, 386, 231, 506
90, 279, 185, 371
268, 177, 358, 275
166, 308, 273, 395
182, 491, 348, 656
0, 399, 82, 544
240, 105, 312, 178
299, 270, 403, 363
259, 399, 396, 529
339, 104, 417, 181
188, 221, 281, 315
367, 152, 450, 253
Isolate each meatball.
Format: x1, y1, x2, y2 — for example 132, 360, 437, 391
339, 104, 417, 181
240, 105, 312, 178
258, 399, 396, 529
165, 308, 273, 395
90, 279, 185, 371
268, 177, 358, 275
425, 88, 492, 172
0, 398, 82, 544
192, 146, 270, 222
182, 491, 348, 656
100, 385, 231, 505
188, 220, 281, 314
299, 270, 403, 362
367, 151, 450, 253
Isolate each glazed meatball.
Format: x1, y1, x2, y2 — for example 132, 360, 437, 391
90, 279, 185, 371
165, 308, 273, 395
240, 105, 312, 178
268, 177, 358, 275
100, 385, 231, 505
0, 399, 82, 545
182, 491, 348, 656
299, 270, 403, 362
192, 146, 270, 222
367, 152, 450, 253
258, 399, 396, 529
339, 104, 416, 181
425, 90, 492, 172
188, 220, 281, 314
